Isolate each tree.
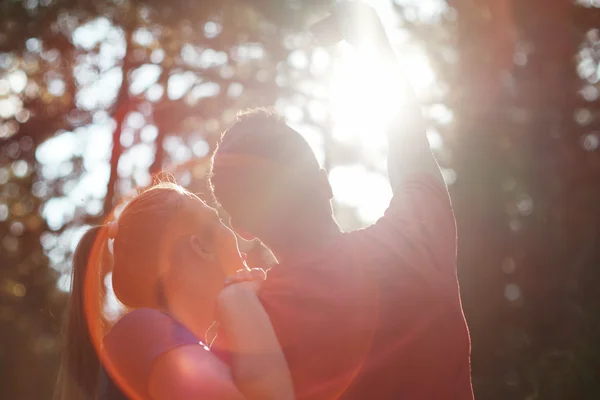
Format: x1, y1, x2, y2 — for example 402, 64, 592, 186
2, 0, 600, 399
0, 0, 333, 397
448, 0, 600, 398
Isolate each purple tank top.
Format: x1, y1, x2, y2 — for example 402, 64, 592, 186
102, 309, 231, 399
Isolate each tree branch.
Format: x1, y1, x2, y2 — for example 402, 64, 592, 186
102, 22, 136, 216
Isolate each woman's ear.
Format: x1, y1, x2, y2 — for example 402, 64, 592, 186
189, 235, 216, 262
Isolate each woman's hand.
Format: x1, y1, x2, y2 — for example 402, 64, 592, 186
217, 268, 266, 315
224, 268, 266, 289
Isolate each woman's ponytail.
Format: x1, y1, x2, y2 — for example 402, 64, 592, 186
54, 182, 196, 399
54, 226, 109, 400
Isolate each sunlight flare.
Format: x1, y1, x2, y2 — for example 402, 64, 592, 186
330, 44, 435, 147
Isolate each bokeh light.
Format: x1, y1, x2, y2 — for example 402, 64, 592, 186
2, 0, 600, 399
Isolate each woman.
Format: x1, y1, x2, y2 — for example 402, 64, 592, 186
54, 182, 294, 400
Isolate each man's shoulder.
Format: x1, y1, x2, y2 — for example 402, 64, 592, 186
259, 241, 377, 310
261, 238, 354, 283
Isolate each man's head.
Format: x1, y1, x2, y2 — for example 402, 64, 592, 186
209, 108, 334, 248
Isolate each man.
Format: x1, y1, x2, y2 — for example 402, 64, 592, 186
210, 3, 474, 399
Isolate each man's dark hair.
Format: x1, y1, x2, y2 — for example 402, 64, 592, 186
209, 108, 328, 239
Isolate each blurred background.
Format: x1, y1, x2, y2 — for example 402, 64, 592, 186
1, 0, 599, 399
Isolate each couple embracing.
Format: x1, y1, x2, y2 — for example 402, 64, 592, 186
56, 3, 474, 400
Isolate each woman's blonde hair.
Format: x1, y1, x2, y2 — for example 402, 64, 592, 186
54, 182, 198, 399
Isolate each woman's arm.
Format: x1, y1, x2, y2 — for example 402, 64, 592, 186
105, 308, 245, 400
148, 345, 245, 400
217, 282, 295, 400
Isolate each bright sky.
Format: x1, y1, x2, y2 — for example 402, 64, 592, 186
16, 0, 451, 291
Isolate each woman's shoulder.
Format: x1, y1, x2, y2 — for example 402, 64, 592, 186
102, 309, 238, 400
102, 309, 204, 399
106, 309, 183, 340
104, 308, 201, 367
109, 308, 171, 332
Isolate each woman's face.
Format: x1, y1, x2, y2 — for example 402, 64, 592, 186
185, 196, 243, 276
161, 196, 244, 336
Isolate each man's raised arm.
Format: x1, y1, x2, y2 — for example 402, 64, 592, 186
334, 2, 445, 193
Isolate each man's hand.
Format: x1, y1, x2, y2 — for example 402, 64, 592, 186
311, 1, 391, 52
335, 1, 389, 51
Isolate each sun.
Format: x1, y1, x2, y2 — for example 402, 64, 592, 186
330, 43, 435, 149
326, 30, 437, 225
